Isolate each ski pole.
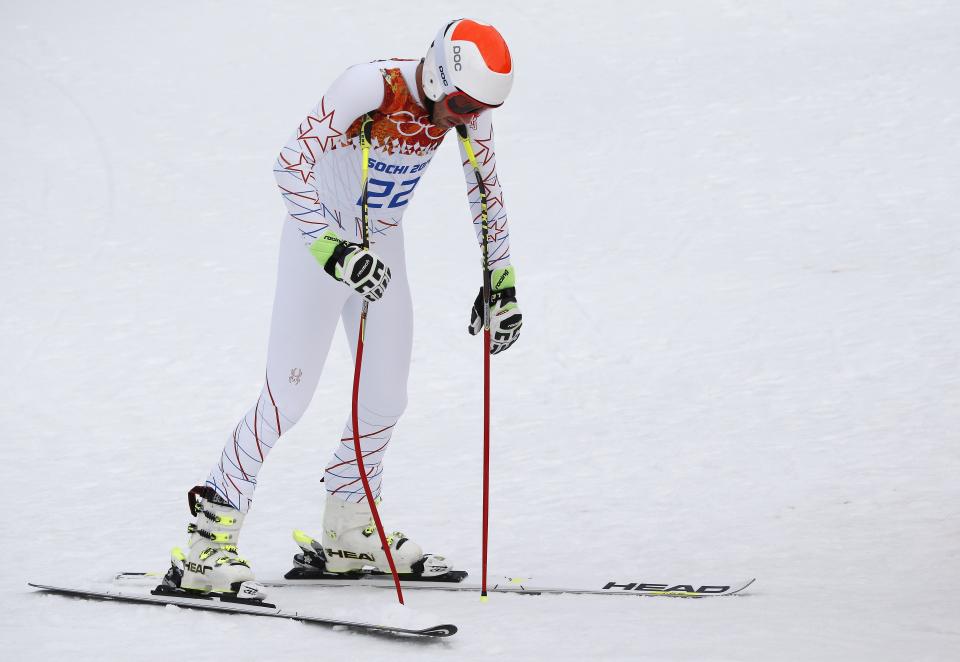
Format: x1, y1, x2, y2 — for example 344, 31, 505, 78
456, 125, 492, 601
353, 114, 404, 605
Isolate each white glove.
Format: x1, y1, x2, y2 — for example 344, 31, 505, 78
309, 231, 391, 302
468, 266, 522, 355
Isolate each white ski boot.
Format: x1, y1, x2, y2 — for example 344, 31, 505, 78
165, 486, 262, 597
288, 494, 454, 578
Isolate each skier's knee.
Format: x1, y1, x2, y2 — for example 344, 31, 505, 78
378, 391, 408, 418
357, 392, 407, 423
259, 384, 312, 431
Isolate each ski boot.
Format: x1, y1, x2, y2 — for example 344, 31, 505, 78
285, 494, 464, 582
160, 486, 266, 600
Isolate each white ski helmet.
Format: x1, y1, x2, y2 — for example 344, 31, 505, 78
421, 19, 514, 107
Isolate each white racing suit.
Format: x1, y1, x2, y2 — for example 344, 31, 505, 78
204, 58, 512, 512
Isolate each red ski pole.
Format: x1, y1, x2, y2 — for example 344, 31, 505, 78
457, 126, 493, 600
353, 115, 403, 604
481, 315, 491, 600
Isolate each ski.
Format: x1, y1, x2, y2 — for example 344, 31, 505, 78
28, 582, 457, 638
264, 575, 756, 598
114, 571, 755, 598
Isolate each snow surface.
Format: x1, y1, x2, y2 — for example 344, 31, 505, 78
2, 1, 959, 660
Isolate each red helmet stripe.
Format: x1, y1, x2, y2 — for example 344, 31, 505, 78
451, 20, 512, 74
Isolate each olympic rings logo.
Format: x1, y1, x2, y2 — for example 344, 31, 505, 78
387, 111, 445, 140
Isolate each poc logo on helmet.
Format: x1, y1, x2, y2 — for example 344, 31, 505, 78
452, 45, 462, 71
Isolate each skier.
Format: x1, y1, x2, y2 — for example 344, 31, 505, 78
172, 18, 522, 595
